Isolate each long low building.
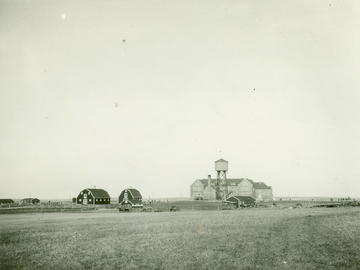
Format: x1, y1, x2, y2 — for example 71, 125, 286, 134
191, 178, 273, 201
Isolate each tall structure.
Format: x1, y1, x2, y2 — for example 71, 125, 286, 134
207, 175, 212, 200
191, 159, 273, 201
215, 159, 228, 200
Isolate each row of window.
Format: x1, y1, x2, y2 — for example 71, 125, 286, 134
96, 198, 110, 202
78, 198, 110, 202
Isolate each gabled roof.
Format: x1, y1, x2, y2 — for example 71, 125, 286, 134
215, 158, 228, 163
197, 178, 271, 189
87, 188, 110, 198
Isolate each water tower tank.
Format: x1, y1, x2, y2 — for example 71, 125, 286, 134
215, 159, 228, 172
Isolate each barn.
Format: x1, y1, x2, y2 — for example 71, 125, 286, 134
0, 199, 14, 205
76, 188, 111, 205
225, 196, 255, 207
118, 188, 143, 208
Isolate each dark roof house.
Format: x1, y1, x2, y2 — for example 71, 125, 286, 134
118, 188, 143, 207
0, 199, 14, 204
76, 188, 111, 205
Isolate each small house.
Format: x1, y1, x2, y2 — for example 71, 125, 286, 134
0, 199, 14, 205
20, 198, 40, 205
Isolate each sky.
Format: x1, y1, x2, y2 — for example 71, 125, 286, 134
1, 0, 360, 199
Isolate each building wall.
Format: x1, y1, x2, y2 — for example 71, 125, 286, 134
77, 190, 95, 205
190, 180, 204, 199
203, 184, 216, 200
233, 179, 254, 197
254, 188, 273, 201
94, 197, 111, 204
191, 179, 273, 201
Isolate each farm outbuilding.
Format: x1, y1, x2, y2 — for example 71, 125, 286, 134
76, 188, 111, 205
118, 188, 143, 208
0, 199, 14, 204
225, 196, 255, 208
20, 198, 40, 205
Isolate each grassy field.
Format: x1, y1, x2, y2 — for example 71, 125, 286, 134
1, 208, 360, 269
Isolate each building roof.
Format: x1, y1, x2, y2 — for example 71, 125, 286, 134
20, 198, 40, 204
226, 196, 256, 203
198, 178, 271, 189
126, 188, 142, 199
253, 182, 271, 189
119, 188, 143, 205
0, 199, 14, 203
21, 198, 39, 201
87, 189, 110, 198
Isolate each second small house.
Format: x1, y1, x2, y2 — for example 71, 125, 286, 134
118, 188, 143, 209
77, 188, 111, 205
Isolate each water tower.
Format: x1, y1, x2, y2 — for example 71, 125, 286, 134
215, 159, 228, 200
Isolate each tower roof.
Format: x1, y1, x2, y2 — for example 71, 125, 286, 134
215, 158, 228, 163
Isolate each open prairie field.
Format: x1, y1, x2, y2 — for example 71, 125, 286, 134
1, 208, 360, 270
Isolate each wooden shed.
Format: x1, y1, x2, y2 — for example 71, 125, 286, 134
118, 188, 143, 208
76, 188, 111, 205
225, 196, 255, 208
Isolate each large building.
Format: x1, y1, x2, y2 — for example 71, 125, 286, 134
76, 188, 111, 205
191, 159, 273, 201
118, 188, 143, 207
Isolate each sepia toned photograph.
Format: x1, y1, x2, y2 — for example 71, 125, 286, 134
1, 0, 359, 269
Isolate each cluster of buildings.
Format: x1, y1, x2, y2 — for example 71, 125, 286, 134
0, 198, 40, 205
77, 159, 272, 209
1, 159, 273, 210
75, 188, 143, 209
190, 159, 273, 207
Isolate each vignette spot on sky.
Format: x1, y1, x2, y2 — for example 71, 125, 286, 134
61, 13, 67, 20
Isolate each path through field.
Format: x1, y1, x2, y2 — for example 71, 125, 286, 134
1, 208, 359, 269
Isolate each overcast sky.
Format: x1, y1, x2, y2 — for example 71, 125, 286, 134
1, 0, 359, 199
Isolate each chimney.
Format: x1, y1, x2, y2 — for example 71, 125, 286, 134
208, 175, 211, 200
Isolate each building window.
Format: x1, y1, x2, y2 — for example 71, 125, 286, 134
81, 191, 83, 195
